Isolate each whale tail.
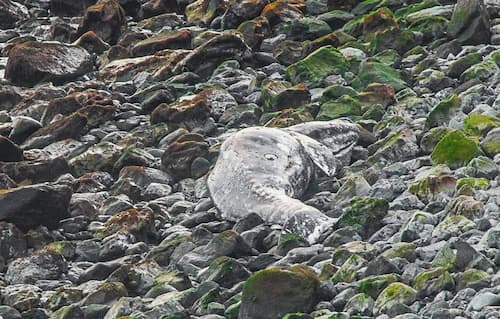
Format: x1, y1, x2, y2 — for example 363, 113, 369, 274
282, 207, 336, 244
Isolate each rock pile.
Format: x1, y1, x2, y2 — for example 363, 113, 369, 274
0, 0, 499, 318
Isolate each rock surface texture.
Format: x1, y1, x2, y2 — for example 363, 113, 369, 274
0, 0, 499, 319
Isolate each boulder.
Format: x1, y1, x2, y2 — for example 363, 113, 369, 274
0, 136, 23, 162
239, 265, 320, 319
50, 0, 97, 16
4, 41, 93, 87
448, 0, 490, 45
76, 0, 126, 45
0, 183, 72, 231
0, 0, 29, 29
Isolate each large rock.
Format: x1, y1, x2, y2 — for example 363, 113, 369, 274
448, 0, 490, 44
172, 33, 252, 78
239, 265, 320, 319
76, 0, 126, 45
0, 183, 72, 231
0, 136, 23, 162
0, 0, 29, 29
431, 130, 484, 169
50, 0, 97, 16
4, 41, 93, 87
5, 248, 68, 284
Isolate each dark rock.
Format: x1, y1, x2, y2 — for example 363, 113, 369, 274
73, 31, 111, 54
448, 0, 491, 45
0, 136, 23, 162
50, 0, 97, 16
0, 0, 29, 29
5, 41, 93, 87
0, 157, 70, 184
0, 183, 72, 231
76, 0, 126, 45
239, 265, 320, 319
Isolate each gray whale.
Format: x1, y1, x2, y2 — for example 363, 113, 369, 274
207, 120, 359, 243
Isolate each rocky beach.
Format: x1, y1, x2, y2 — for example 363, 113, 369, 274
0, 0, 500, 318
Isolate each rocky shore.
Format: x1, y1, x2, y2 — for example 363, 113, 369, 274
0, 0, 500, 319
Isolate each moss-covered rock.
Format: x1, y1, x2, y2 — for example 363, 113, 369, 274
331, 253, 367, 284
456, 177, 489, 191
381, 243, 417, 262
316, 95, 363, 120
430, 130, 483, 169
239, 265, 320, 319
413, 267, 454, 298
362, 7, 398, 41
261, 80, 311, 112
425, 94, 461, 130
286, 45, 349, 86
344, 293, 374, 316
420, 126, 454, 154
408, 174, 457, 202
456, 269, 490, 290
358, 274, 400, 299
337, 196, 389, 239
433, 215, 476, 237
447, 52, 483, 78
45, 241, 76, 260
352, 60, 406, 91
264, 108, 315, 128
371, 27, 417, 54
461, 58, 499, 82
481, 127, 500, 157
277, 233, 309, 256
409, 16, 449, 43
463, 113, 500, 137
198, 256, 251, 288
373, 283, 417, 316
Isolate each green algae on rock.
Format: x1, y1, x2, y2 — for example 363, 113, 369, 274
463, 113, 500, 137
351, 60, 406, 91
413, 267, 454, 298
286, 45, 349, 86
337, 196, 389, 239
430, 130, 483, 169
424, 94, 461, 130
373, 282, 417, 316
239, 265, 319, 319
316, 95, 363, 121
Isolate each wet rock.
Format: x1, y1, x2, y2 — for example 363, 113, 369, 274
221, 0, 268, 29
0, 136, 23, 162
448, 0, 490, 45
186, 0, 228, 26
131, 29, 192, 57
73, 31, 111, 55
0, 157, 70, 183
239, 265, 320, 319
76, 0, 126, 45
5, 41, 93, 87
0, 183, 71, 231
431, 130, 483, 169
50, 0, 97, 16
172, 33, 252, 79
5, 248, 68, 284
0, 0, 29, 29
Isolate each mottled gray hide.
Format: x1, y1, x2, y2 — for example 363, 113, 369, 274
207, 120, 359, 243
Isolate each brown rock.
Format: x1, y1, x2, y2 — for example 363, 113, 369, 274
221, 0, 269, 29
42, 89, 114, 125
5, 41, 93, 87
161, 132, 209, 181
261, 0, 304, 27
185, 0, 228, 25
0, 136, 23, 162
139, 0, 182, 19
131, 29, 192, 57
76, 0, 126, 45
172, 33, 252, 78
237, 16, 271, 49
73, 31, 110, 54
